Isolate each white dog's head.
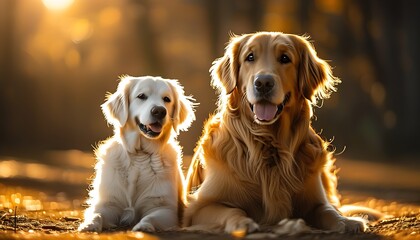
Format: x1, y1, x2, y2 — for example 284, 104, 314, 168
101, 76, 195, 140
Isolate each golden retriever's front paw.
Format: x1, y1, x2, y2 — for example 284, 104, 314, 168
331, 217, 366, 233
225, 216, 259, 234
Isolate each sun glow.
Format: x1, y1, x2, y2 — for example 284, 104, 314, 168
42, 0, 74, 11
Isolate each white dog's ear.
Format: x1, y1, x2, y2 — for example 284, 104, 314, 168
167, 80, 196, 134
101, 78, 130, 127
210, 34, 250, 95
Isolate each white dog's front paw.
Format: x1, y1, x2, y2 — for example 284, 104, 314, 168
132, 222, 156, 232
78, 214, 102, 232
225, 216, 259, 234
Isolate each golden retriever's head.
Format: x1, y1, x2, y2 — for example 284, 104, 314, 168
102, 76, 195, 139
211, 32, 340, 125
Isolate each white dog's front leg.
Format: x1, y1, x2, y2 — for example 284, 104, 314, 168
132, 208, 177, 232
78, 204, 122, 232
78, 213, 103, 232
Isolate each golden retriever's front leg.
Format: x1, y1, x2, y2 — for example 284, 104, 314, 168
314, 204, 366, 233
191, 203, 259, 234
304, 174, 366, 233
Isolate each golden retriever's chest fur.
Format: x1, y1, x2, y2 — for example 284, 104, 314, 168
199, 115, 325, 224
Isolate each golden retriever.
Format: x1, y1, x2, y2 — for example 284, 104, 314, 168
184, 32, 369, 234
78, 76, 195, 232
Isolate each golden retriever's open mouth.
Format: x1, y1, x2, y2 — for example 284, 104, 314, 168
250, 92, 291, 123
135, 117, 163, 138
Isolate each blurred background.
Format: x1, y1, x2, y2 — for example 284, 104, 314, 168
0, 0, 419, 210
1, 0, 420, 160
1, 0, 420, 159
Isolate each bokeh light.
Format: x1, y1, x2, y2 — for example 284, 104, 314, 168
42, 0, 74, 11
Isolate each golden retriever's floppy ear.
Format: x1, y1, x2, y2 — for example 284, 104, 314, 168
210, 34, 249, 95
290, 35, 340, 104
167, 79, 196, 134
101, 77, 130, 127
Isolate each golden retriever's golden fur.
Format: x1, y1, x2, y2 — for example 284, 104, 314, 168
184, 32, 366, 233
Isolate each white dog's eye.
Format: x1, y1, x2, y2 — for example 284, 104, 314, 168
137, 93, 147, 100
163, 96, 171, 103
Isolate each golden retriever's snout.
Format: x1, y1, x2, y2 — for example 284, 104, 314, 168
252, 74, 283, 123
254, 74, 275, 97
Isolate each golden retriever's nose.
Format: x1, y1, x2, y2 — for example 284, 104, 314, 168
254, 74, 274, 95
151, 106, 167, 119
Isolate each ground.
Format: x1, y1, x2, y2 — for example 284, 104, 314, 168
0, 151, 419, 239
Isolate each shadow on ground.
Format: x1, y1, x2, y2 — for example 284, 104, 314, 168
0, 151, 419, 239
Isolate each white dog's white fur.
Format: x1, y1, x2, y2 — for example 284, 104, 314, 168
78, 76, 195, 232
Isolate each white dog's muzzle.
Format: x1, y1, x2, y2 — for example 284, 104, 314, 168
135, 106, 167, 138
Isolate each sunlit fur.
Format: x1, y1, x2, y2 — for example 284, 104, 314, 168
78, 76, 195, 232
184, 32, 367, 234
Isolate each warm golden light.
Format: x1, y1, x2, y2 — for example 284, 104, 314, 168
42, 0, 74, 11
99, 7, 122, 27
0, 160, 90, 184
231, 229, 247, 238
70, 19, 92, 43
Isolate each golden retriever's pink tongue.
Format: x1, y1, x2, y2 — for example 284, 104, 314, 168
148, 123, 162, 133
254, 103, 277, 121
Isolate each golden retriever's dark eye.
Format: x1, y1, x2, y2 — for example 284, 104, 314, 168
245, 53, 255, 62
279, 54, 291, 64
137, 93, 147, 100
163, 96, 171, 103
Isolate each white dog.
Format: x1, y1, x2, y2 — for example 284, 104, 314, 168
78, 76, 195, 232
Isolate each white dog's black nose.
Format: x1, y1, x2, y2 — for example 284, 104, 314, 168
254, 74, 274, 95
151, 106, 167, 119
